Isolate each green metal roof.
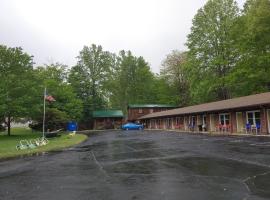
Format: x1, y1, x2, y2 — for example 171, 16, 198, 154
92, 110, 124, 118
128, 104, 177, 108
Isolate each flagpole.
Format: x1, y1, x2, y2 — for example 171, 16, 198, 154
42, 87, 46, 139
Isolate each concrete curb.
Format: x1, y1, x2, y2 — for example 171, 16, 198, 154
144, 129, 270, 137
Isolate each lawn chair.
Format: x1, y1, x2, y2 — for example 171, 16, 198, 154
40, 137, 49, 146
35, 137, 49, 146
16, 140, 29, 150
28, 140, 37, 149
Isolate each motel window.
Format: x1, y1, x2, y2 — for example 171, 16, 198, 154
246, 111, 260, 125
219, 113, 230, 125
138, 108, 143, 114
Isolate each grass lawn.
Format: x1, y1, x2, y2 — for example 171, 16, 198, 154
0, 128, 88, 160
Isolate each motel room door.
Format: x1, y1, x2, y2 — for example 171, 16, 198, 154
236, 112, 244, 133
210, 114, 215, 131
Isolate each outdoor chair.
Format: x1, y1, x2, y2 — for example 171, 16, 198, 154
28, 140, 38, 149
35, 137, 49, 146
251, 123, 260, 134
174, 124, 179, 129
174, 124, 183, 129
188, 123, 195, 132
222, 124, 231, 133
16, 140, 29, 150
243, 123, 251, 134
216, 124, 223, 132
16, 137, 49, 150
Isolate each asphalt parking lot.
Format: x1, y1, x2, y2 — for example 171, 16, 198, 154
1, 130, 270, 200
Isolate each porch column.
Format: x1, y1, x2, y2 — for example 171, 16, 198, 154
261, 108, 267, 134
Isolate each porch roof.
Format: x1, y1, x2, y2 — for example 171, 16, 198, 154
139, 92, 270, 119
93, 110, 124, 118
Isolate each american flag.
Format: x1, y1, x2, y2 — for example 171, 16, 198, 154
45, 93, 56, 102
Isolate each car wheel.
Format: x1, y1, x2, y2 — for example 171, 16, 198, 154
126, 128, 129, 130
139, 127, 142, 130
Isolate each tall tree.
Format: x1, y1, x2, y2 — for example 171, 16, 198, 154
109, 50, 156, 113
228, 0, 270, 96
68, 44, 114, 121
31, 64, 83, 131
160, 50, 190, 106
186, 0, 239, 103
0, 45, 34, 135
150, 76, 179, 105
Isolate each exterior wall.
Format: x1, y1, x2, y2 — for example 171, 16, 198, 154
94, 117, 123, 130
128, 107, 174, 121
141, 106, 270, 135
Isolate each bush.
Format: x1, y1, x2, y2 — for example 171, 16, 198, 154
29, 122, 42, 131
30, 108, 69, 132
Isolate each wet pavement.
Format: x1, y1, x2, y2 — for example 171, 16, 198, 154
1, 130, 270, 200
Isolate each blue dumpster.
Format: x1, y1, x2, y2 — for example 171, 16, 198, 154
67, 122, 77, 131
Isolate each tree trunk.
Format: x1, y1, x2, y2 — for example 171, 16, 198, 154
7, 115, 11, 136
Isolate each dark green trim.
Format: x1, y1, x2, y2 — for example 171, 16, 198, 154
93, 110, 124, 118
128, 104, 176, 108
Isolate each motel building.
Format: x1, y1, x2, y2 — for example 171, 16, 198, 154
93, 110, 124, 130
127, 104, 176, 122
139, 92, 270, 135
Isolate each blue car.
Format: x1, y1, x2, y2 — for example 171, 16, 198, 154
122, 122, 144, 130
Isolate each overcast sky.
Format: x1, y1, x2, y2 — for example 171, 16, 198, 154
0, 0, 245, 73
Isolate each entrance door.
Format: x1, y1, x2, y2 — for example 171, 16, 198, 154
236, 112, 243, 133
184, 116, 188, 131
210, 114, 215, 131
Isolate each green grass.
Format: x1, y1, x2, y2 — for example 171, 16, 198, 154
0, 128, 88, 159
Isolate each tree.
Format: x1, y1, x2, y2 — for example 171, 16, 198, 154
31, 64, 83, 131
0, 45, 34, 136
68, 44, 114, 122
109, 50, 157, 113
186, 0, 239, 103
150, 76, 179, 105
228, 0, 270, 96
160, 50, 190, 106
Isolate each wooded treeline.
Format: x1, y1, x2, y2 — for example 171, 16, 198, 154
0, 0, 269, 134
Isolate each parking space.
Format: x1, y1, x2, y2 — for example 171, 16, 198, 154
1, 130, 270, 200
